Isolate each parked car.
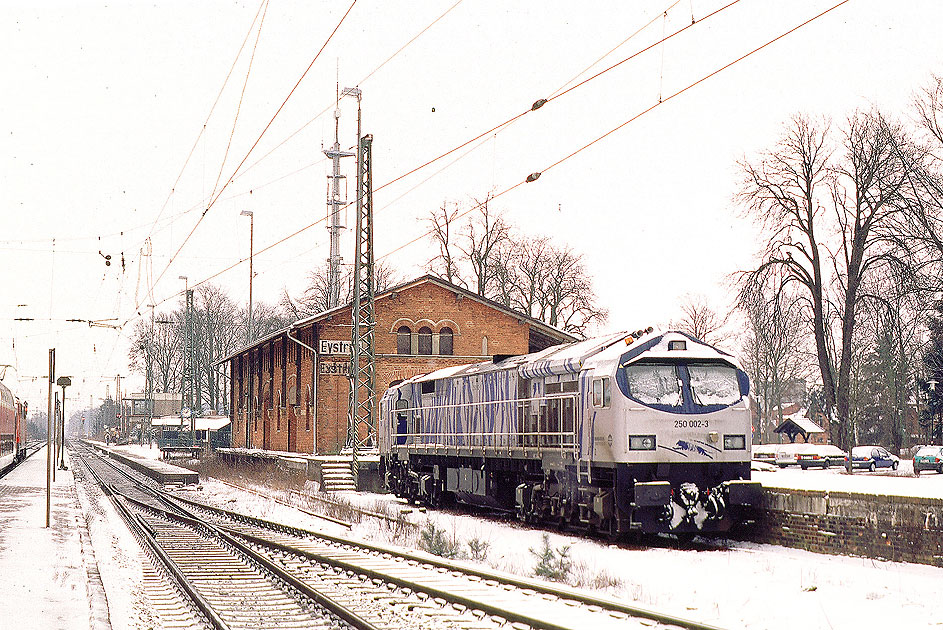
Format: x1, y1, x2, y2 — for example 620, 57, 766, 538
774, 443, 814, 468
796, 444, 847, 469
913, 445, 943, 474
752, 444, 780, 465
846, 445, 899, 471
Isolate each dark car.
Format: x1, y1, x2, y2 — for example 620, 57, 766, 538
913, 445, 943, 474
847, 445, 899, 471
796, 444, 847, 469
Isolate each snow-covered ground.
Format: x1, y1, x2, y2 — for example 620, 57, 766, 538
103, 444, 943, 629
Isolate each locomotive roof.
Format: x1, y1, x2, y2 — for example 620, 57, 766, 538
403, 329, 742, 386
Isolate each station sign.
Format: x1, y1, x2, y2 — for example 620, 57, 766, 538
319, 361, 350, 376
318, 339, 352, 356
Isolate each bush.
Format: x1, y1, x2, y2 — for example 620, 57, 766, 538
418, 520, 462, 558
466, 537, 490, 562
530, 533, 572, 582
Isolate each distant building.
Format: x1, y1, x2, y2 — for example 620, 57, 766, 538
127, 392, 182, 438
220, 275, 577, 455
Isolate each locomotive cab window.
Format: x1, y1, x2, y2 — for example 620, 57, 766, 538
592, 378, 611, 408
623, 364, 681, 407
688, 364, 741, 406
394, 399, 409, 445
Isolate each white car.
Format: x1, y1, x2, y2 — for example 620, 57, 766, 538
773, 443, 814, 468
796, 444, 847, 469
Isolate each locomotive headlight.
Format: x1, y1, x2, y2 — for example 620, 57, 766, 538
723, 434, 746, 450
629, 435, 656, 450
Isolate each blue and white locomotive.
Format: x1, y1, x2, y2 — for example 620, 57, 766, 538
379, 328, 761, 536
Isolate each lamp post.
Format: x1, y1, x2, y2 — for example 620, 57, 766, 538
929, 379, 939, 444
57, 376, 70, 469
240, 210, 254, 345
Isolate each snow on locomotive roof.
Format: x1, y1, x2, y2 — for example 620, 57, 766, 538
397, 330, 742, 388
618, 331, 743, 370
402, 329, 662, 384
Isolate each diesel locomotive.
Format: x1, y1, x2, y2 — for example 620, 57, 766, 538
379, 329, 760, 536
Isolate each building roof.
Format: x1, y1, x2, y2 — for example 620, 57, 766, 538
773, 414, 825, 442
152, 415, 231, 431
217, 274, 578, 364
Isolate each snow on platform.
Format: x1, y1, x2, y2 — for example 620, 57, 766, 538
87, 441, 199, 485
0, 445, 108, 630
754, 460, 943, 499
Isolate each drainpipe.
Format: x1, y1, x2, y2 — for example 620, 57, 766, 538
287, 328, 317, 453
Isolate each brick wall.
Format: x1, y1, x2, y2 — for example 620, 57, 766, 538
748, 487, 943, 567
309, 281, 535, 454
230, 278, 563, 456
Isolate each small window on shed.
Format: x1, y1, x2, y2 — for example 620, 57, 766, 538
439, 327, 453, 355
396, 326, 411, 354
421, 380, 435, 394
418, 326, 433, 355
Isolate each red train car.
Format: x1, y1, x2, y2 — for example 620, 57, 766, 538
0, 381, 25, 470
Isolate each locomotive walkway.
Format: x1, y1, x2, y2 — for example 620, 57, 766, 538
0, 445, 110, 630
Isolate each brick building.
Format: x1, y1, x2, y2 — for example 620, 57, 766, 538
222, 275, 576, 455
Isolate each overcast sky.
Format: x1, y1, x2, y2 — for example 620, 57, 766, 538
2, 0, 942, 411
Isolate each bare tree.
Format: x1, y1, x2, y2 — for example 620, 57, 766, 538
283, 260, 400, 319
739, 111, 917, 452
737, 274, 812, 442
129, 310, 182, 394
672, 294, 729, 345
739, 114, 836, 425
456, 193, 511, 297
426, 202, 466, 288
425, 195, 606, 336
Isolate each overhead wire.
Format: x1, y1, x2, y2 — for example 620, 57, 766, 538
117, 0, 743, 324
220, 0, 468, 199
124, 0, 465, 316
208, 0, 271, 203
376, 0, 743, 194
376, 0, 852, 263
141, 0, 270, 247
149, 0, 360, 300
13, 1, 463, 262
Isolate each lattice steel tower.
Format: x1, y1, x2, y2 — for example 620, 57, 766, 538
347, 133, 375, 485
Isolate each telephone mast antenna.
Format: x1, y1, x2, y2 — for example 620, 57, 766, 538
324, 83, 357, 308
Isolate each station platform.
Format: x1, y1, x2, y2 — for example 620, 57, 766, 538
86, 441, 199, 485
216, 447, 384, 492
0, 445, 110, 630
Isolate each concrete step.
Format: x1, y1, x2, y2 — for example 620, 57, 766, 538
320, 461, 356, 492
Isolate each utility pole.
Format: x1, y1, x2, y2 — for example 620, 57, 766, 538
53, 392, 58, 482
46, 348, 54, 528
116, 375, 122, 440
147, 307, 154, 447
347, 130, 375, 489
240, 210, 254, 344
179, 276, 197, 446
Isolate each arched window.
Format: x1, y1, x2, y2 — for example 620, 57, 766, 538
397, 326, 412, 354
418, 326, 433, 355
439, 327, 453, 355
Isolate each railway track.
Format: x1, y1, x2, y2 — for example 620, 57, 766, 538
75, 444, 728, 630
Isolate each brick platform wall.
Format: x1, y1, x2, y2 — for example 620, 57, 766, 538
748, 487, 943, 567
